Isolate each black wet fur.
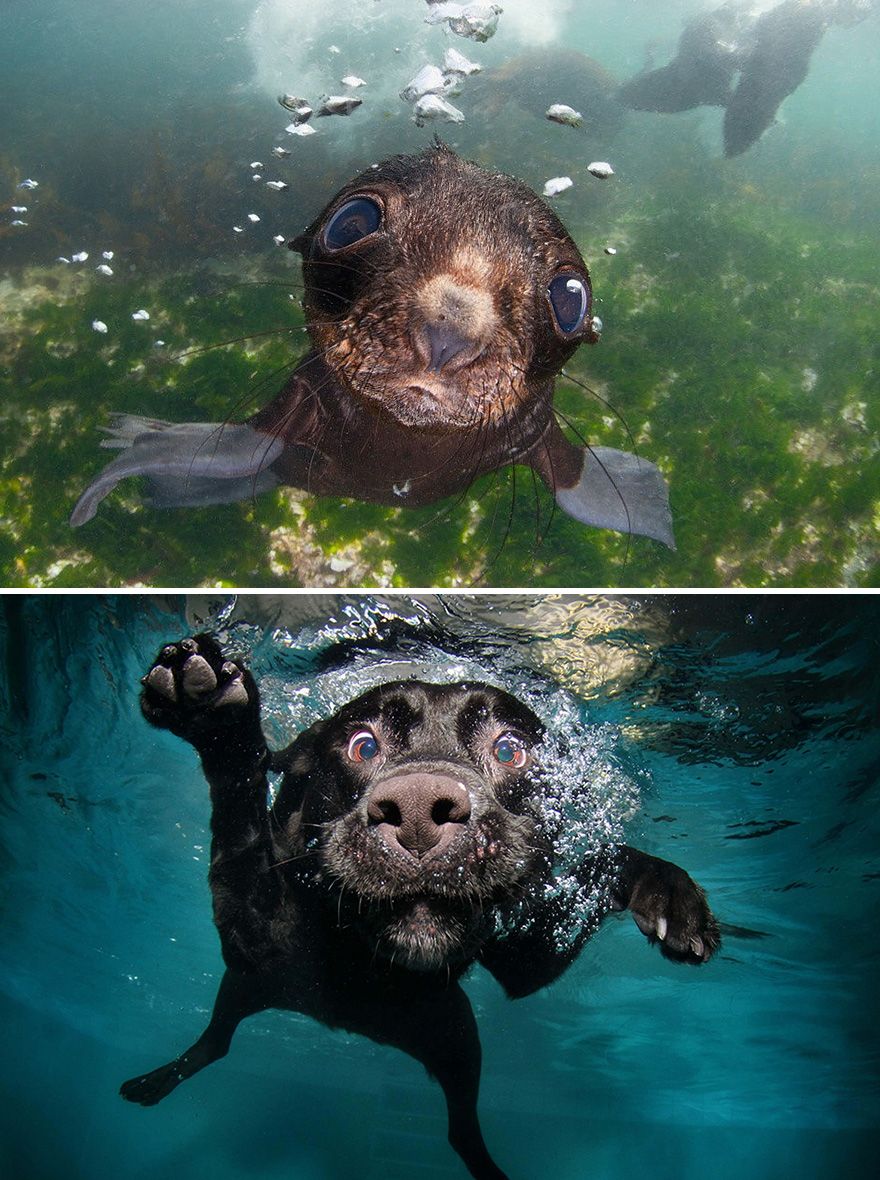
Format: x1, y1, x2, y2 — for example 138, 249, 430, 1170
122, 635, 720, 1179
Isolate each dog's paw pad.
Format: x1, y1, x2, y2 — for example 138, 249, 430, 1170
144, 663, 177, 701
181, 653, 218, 699
216, 663, 249, 708
140, 635, 253, 736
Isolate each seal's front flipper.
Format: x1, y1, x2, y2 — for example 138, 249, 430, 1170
70, 416, 284, 526
554, 445, 675, 549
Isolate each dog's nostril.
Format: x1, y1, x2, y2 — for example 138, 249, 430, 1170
431, 797, 467, 826
369, 799, 402, 827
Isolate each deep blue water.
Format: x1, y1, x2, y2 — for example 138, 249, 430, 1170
1, 593, 878, 1178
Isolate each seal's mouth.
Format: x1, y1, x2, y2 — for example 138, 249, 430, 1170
329, 326, 530, 430
370, 382, 469, 429
385, 380, 486, 429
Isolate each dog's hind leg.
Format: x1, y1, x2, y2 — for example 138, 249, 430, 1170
390, 983, 509, 1180
120, 970, 265, 1106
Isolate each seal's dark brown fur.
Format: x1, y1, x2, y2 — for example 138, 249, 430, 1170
72, 144, 675, 546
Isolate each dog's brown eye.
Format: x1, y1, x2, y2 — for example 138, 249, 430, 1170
493, 735, 527, 769
347, 730, 379, 762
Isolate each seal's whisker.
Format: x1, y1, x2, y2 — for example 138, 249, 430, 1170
300, 252, 383, 280
558, 367, 639, 455
533, 426, 561, 540
477, 395, 522, 577
552, 406, 634, 569
174, 324, 300, 361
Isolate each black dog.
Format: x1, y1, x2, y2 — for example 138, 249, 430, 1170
122, 635, 719, 1179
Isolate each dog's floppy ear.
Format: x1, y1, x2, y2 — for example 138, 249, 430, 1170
270, 717, 334, 825
270, 716, 332, 773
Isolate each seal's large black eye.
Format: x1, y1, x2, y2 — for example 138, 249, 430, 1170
322, 197, 382, 251
548, 272, 591, 335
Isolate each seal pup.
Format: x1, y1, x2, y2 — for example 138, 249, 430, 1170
722, 0, 828, 157
71, 143, 674, 547
120, 634, 720, 1180
618, 0, 868, 157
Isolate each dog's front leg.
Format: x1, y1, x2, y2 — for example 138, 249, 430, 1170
480, 842, 720, 999
140, 633, 279, 969
604, 844, 721, 963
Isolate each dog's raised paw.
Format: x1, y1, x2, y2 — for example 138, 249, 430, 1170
139, 634, 255, 740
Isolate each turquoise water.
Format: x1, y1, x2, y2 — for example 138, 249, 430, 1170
1, 1, 878, 587
1, 592, 878, 1177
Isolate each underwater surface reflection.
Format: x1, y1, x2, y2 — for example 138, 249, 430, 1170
1, 592, 878, 1178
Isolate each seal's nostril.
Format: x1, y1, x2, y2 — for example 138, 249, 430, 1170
424, 321, 471, 372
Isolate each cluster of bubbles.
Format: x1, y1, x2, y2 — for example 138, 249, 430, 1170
246, 0, 572, 100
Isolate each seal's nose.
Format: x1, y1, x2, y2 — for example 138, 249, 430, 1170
413, 273, 498, 374
423, 320, 473, 371
367, 773, 471, 859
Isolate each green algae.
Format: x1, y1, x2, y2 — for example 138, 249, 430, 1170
1, 165, 877, 589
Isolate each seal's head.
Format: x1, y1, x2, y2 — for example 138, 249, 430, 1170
290, 142, 600, 429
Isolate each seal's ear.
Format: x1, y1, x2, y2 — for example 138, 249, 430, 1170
288, 233, 308, 254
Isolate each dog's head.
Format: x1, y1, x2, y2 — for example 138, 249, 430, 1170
276, 680, 552, 972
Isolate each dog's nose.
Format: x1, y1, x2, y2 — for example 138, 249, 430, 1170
367, 773, 471, 859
